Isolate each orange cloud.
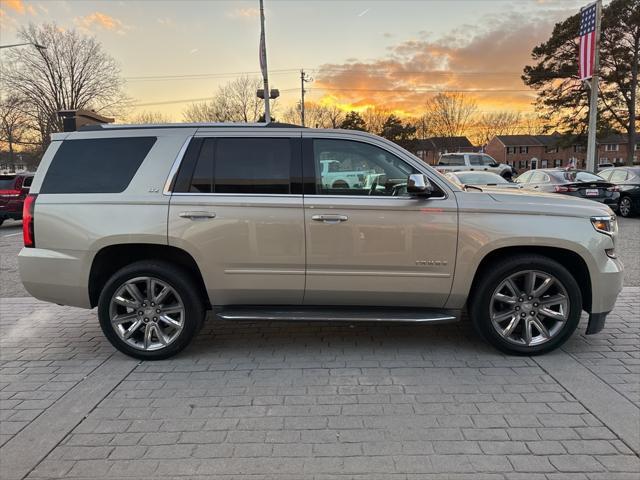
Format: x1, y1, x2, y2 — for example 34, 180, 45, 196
3, 0, 25, 14
75, 12, 125, 32
313, 12, 567, 116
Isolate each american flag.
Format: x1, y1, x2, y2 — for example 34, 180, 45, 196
579, 2, 598, 80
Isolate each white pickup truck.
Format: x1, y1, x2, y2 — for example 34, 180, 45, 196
320, 159, 375, 189
436, 153, 516, 180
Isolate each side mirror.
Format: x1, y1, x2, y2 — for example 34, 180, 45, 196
407, 174, 434, 197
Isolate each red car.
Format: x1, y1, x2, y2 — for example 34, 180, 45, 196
0, 172, 35, 226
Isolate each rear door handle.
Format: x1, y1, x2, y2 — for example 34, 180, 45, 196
179, 211, 216, 219
311, 214, 348, 224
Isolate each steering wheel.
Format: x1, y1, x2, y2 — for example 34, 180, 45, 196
368, 178, 379, 195
392, 183, 407, 197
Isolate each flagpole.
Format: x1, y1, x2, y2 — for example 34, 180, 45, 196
259, 0, 271, 123
585, 0, 602, 173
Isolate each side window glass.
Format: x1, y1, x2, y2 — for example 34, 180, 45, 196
189, 139, 215, 193
482, 155, 496, 165
469, 155, 483, 166
598, 170, 612, 181
187, 138, 292, 194
515, 171, 531, 183
313, 139, 417, 196
610, 170, 627, 183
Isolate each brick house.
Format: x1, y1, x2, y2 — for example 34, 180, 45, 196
415, 136, 475, 165
485, 133, 637, 172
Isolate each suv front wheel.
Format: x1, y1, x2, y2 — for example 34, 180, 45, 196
98, 261, 205, 360
470, 255, 582, 355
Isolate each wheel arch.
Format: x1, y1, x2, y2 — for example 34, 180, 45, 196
468, 246, 592, 313
89, 243, 210, 309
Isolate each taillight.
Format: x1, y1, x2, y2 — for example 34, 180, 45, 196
555, 185, 578, 192
23, 193, 37, 248
0, 189, 21, 197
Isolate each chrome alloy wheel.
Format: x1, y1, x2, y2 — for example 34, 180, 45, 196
619, 197, 632, 217
489, 270, 569, 347
108, 276, 185, 351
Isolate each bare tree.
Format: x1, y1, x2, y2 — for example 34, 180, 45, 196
425, 93, 477, 139
1, 23, 128, 151
280, 102, 344, 128
472, 111, 523, 146
361, 106, 391, 135
412, 113, 433, 139
0, 95, 29, 165
182, 76, 266, 123
126, 111, 172, 124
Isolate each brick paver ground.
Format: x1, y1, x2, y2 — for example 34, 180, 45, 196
1, 289, 638, 479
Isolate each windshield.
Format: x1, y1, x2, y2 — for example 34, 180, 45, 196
563, 171, 605, 183
455, 172, 507, 184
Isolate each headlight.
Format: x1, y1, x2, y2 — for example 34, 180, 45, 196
591, 215, 616, 235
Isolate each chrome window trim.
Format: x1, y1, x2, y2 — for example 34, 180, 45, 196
163, 136, 193, 195
169, 192, 302, 198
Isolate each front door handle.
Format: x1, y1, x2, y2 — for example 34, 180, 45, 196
179, 211, 216, 219
311, 214, 348, 224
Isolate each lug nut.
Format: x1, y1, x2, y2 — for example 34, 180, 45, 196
521, 313, 526, 317
144, 317, 149, 322
519, 298, 524, 302
156, 309, 161, 313
515, 306, 520, 311
530, 311, 535, 315
153, 317, 157, 322
151, 302, 155, 307
528, 296, 533, 300
533, 302, 539, 307
138, 311, 144, 316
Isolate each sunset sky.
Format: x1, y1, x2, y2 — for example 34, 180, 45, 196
0, 0, 590, 121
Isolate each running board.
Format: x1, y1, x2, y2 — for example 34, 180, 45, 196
215, 307, 459, 324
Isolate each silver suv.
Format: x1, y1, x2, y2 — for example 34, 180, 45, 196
19, 124, 623, 359
438, 153, 515, 180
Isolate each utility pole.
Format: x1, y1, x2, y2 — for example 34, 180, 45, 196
585, 0, 602, 173
258, 0, 270, 123
300, 70, 312, 127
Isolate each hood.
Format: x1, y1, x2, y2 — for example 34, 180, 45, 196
456, 188, 614, 218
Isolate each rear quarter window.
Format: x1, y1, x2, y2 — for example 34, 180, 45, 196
40, 137, 156, 194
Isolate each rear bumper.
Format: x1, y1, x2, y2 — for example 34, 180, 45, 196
18, 247, 92, 308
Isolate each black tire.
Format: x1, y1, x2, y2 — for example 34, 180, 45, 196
618, 195, 634, 217
98, 260, 205, 360
470, 254, 582, 356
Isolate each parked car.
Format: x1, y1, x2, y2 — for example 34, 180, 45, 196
598, 166, 640, 217
0, 172, 34, 226
515, 169, 620, 209
437, 153, 516, 180
597, 162, 614, 171
19, 124, 622, 359
445, 171, 522, 189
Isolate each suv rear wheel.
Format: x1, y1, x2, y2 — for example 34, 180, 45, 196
470, 255, 582, 355
98, 260, 205, 360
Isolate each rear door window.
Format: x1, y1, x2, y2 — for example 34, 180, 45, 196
40, 137, 156, 193
184, 138, 293, 194
440, 155, 465, 166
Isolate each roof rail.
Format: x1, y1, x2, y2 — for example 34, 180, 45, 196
78, 121, 304, 132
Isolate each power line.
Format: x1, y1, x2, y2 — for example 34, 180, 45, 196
132, 88, 299, 107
